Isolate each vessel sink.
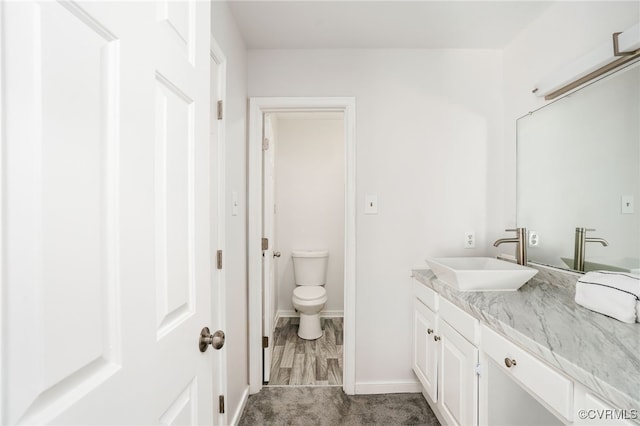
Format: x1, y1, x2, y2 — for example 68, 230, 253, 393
425, 257, 538, 291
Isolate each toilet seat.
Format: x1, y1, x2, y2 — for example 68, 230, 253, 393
293, 286, 326, 301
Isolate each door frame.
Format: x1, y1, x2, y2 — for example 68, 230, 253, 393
247, 97, 356, 394
210, 36, 227, 425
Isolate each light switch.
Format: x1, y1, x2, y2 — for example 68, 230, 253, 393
621, 195, 634, 214
364, 194, 378, 215
232, 191, 239, 216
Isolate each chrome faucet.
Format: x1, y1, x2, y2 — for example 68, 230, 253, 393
573, 227, 608, 272
494, 228, 528, 265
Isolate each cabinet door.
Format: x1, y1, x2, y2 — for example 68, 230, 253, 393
438, 320, 479, 426
413, 300, 438, 402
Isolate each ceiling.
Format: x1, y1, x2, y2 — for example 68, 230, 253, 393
226, 1, 555, 49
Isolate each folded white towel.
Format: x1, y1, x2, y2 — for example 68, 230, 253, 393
574, 271, 640, 324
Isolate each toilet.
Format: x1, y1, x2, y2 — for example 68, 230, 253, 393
291, 250, 329, 340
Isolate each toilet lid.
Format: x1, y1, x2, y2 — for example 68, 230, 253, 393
293, 286, 326, 301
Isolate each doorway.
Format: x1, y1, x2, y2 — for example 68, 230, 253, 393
248, 97, 356, 395
263, 112, 345, 386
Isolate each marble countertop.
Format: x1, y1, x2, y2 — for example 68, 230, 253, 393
412, 266, 640, 418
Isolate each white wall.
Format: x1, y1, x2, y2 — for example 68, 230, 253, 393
248, 49, 505, 388
501, 1, 640, 236
211, 2, 248, 421
273, 114, 345, 314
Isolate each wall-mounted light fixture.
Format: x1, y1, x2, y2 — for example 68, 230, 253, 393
533, 22, 640, 100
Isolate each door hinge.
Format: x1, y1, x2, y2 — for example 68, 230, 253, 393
262, 238, 269, 250
262, 336, 269, 348
474, 362, 482, 377
263, 137, 269, 151
219, 395, 225, 413
217, 100, 223, 120
216, 250, 223, 270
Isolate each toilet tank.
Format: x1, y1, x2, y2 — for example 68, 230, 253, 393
291, 250, 329, 286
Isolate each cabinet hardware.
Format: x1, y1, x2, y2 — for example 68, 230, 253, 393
504, 357, 517, 368
427, 328, 434, 335
434, 335, 441, 342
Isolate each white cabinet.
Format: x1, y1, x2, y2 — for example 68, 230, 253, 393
413, 279, 634, 426
412, 282, 479, 426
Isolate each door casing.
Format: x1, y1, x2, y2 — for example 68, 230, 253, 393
247, 97, 356, 394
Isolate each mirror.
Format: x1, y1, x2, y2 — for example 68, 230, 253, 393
517, 61, 640, 274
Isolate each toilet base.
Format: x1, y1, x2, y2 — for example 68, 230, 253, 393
298, 313, 322, 340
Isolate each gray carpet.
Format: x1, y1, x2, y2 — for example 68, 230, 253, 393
238, 386, 440, 425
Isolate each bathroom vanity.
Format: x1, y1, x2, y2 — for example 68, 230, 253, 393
411, 266, 639, 426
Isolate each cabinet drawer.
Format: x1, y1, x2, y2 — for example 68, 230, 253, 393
439, 297, 478, 344
481, 325, 573, 421
414, 281, 438, 312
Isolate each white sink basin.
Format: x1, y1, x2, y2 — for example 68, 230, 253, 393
425, 257, 538, 291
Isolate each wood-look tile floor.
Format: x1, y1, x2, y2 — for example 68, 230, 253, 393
267, 317, 343, 386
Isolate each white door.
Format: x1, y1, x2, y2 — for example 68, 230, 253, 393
261, 113, 277, 382
438, 321, 479, 426
1, 1, 219, 424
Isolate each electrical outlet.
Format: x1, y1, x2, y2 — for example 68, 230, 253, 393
528, 231, 539, 247
464, 231, 475, 249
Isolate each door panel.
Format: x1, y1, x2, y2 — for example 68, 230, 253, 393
3, 3, 123, 423
1, 2, 216, 424
156, 0, 195, 64
159, 378, 198, 426
154, 73, 196, 339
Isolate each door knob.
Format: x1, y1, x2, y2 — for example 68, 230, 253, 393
199, 327, 225, 352
504, 357, 517, 368
273, 251, 281, 258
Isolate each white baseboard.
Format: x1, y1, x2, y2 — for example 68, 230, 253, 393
229, 385, 250, 426
354, 380, 423, 395
277, 309, 344, 318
